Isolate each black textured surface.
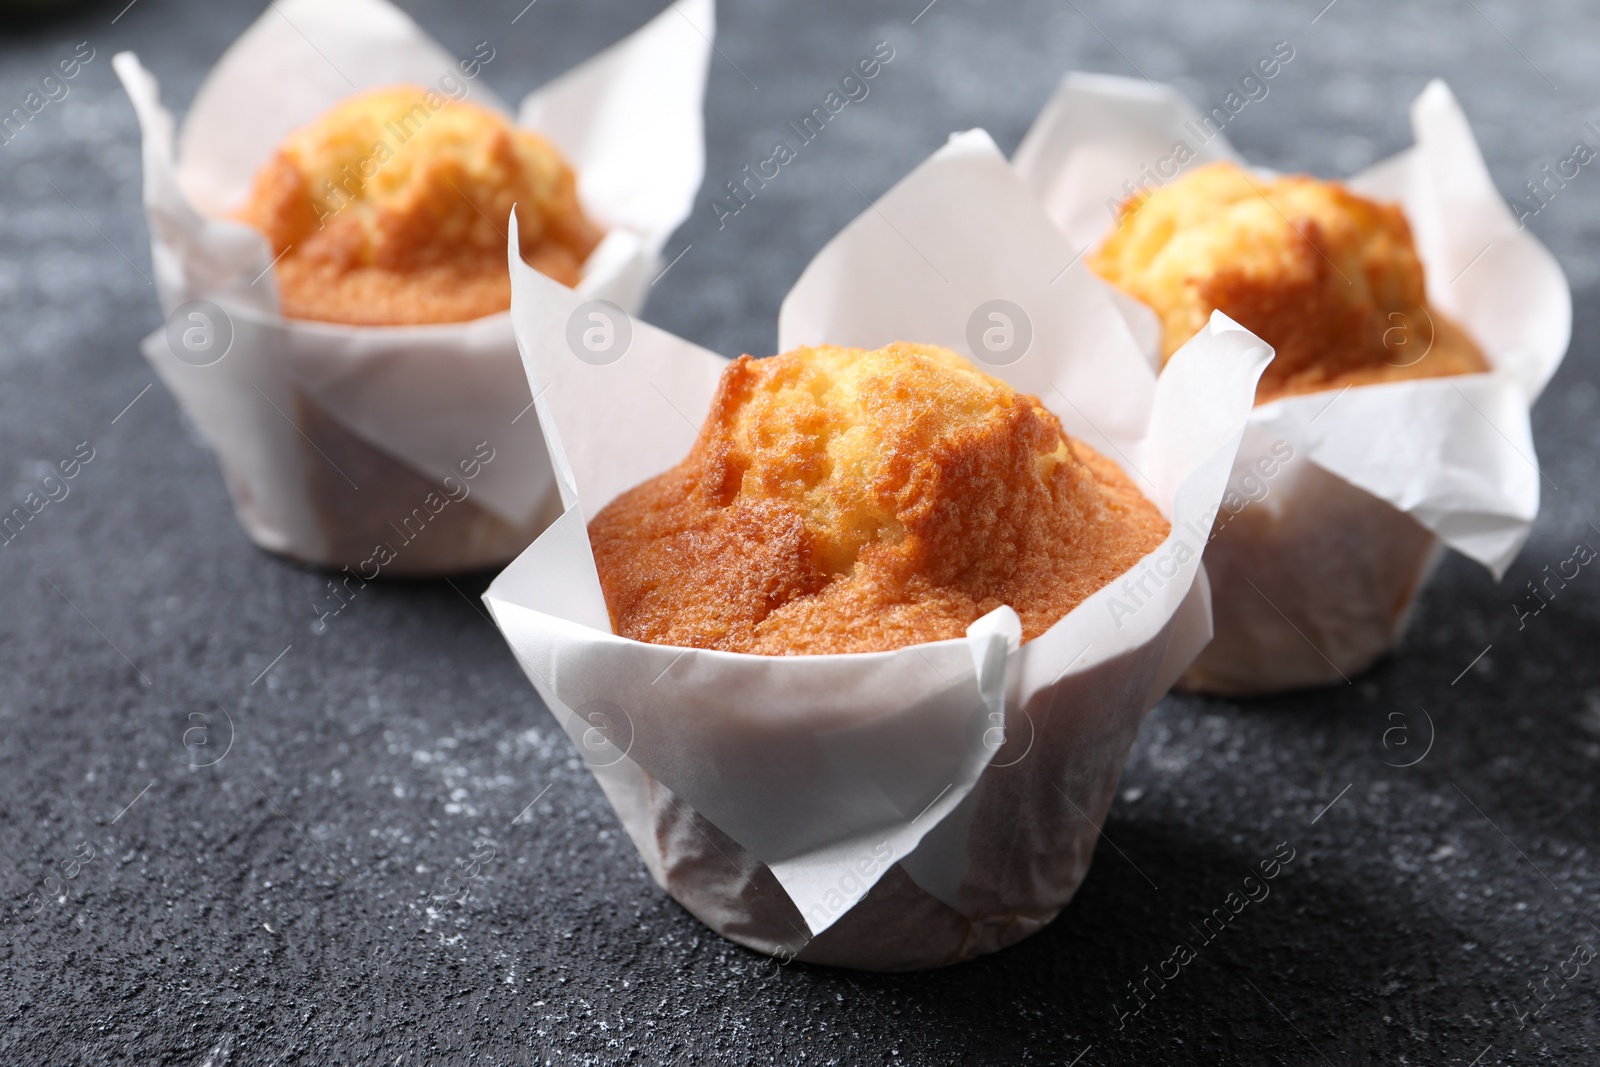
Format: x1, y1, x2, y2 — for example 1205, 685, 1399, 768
3, 1, 1598, 1064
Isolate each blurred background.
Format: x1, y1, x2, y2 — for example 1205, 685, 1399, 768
2, 0, 1597, 1063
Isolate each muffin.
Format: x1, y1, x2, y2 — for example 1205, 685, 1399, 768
118, 0, 716, 580
588, 341, 1170, 654
1090, 162, 1489, 692
1090, 161, 1487, 404
224, 87, 603, 573
558, 340, 1194, 969
486, 119, 1280, 968
237, 85, 603, 325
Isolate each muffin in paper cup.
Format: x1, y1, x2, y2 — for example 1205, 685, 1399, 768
1014, 74, 1571, 695
484, 130, 1270, 970
112, 0, 714, 576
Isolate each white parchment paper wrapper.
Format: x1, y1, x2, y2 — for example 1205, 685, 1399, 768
112, 0, 713, 575
486, 129, 1271, 969
1015, 74, 1571, 693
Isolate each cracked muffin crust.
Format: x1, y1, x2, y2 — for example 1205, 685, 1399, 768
1090, 162, 1487, 404
237, 85, 602, 325
588, 342, 1169, 655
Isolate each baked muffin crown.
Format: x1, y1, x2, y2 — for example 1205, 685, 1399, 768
1091, 162, 1485, 402
704, 343, 1069, 576
238, 85, 602, 324
589, 343, 1169, 655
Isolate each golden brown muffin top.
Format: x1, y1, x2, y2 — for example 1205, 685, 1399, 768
236, 85, 602, 326
1090, 162, 1487, 404
588, 343, 1170, 655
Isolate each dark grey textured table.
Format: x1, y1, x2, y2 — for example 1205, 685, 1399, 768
3, 0, 1598, 1063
